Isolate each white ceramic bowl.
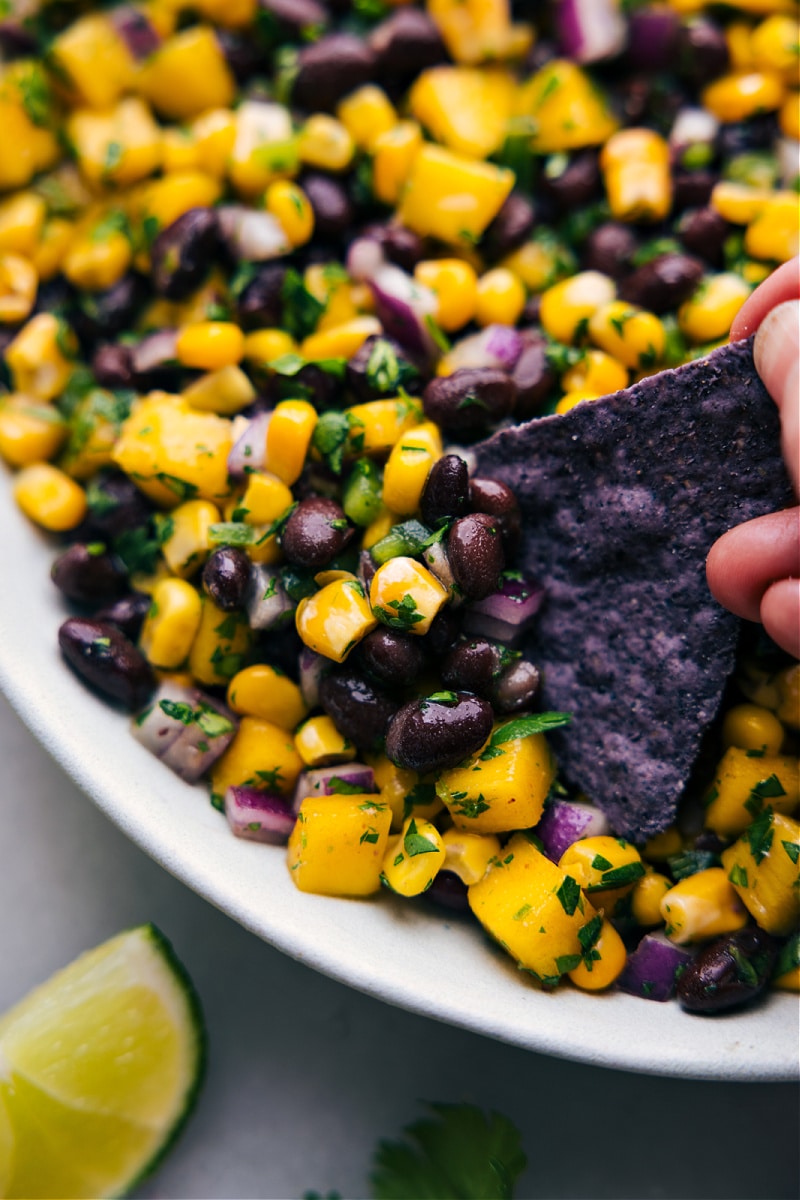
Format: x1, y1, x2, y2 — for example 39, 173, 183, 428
1, 466, 797, 1080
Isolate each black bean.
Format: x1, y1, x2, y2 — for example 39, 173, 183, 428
420, 455, 470, 528
523, 37, 557, 73
424, 608, 462, 658
91, 343, 136, 389
492, 660, 541, 714
361, 223, 427, 272
620, 252, 705, 313
259, 0, 329, 38
215, 29, 263, 81
202, 546, 251, 611
346, 334, 422, 403
72, 273, 148, 341
368, 8, 446, 85
356, 627, 426, 688
540, 150, 601, 210
281, 497, 353, 569
482, 193, 535, 260
423, 869, 470, 912
583, 223, 638, 279
441, 639, 502, 697
293, 34, 376, 111
276, 362, 338, 410
51, 543, 128, 606
678, 17, 729, 87
236, 263, 286, 330
678, 206, 729, 267
467, 478, 521, 552
0, 20, 38, 57
423, 368, 517, 439
59, 617, 156, 710
385, 691, 494, 774
94, 591, 152, 641
301, 173, 354, 239
448, 514, 505, 601
79, 471, 153, 541
717, 114, 777, 158
33, 276, 74, 320
151, 208, 220, 300
511, 335, 557, 420
319, 669, 398, 751
677, 927, 778, 1014
521, 294, 542, 325
672, 168, 715, 211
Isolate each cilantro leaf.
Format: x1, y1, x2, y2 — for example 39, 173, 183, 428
479, 712, 571, 760
281, 268, 325, 341
370, 1104, 526, 1200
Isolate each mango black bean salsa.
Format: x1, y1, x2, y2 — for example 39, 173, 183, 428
1, 0, 798, 1010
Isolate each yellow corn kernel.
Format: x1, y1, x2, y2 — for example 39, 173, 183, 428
296, 578, 377, 663
751, 15, 800, 76
468, 833, 599, 983
191, 108, 237, 178
711, 180, 773, 225
298, 114, 355, 172
559, 835, 646, 915
726, 20, 755, 70
363, 753, 423, 831
502, 233, 577, 294
381, 816, 445, 897
5, 314, 74, 402
51, 13, 135, 109
703, 746, 799, 837
540, 271, 617, 345
212, 715, 302, 802
138, 26, 235, 121
642, 825, 683, 861
227, 664, 307, 731
236, 473, 291, 529
778, 90, 800, 139
188, 596, 252, 687
369, 122, 421, 206
264, 399, 317, 485
112, 394, 232, 507
191, 0, 256, 28
160, 499, 220, 577
745, 192, 800, 262
175, 322, 244, 371
0, 397, 67, 468
409, 66, 516, 159
381, 429, 438, 516
344, 396, 423, 458
438, 723, 555, 835
30, 219, 74, 283
362, 507, 396, 550
721, 812, 800, 936
228, 100, 298, 197
631, 871, 673, 927
562, 349, 628, 396
678, 273, 751, 344
144, 172, 222, 236
0, 254, 38, 325
722, 704, 785, 756
702, 70, 785, 123
554, 390, 600, 415
0, 97, 59, 193
414, 259, 477, 333
301, 316, 382, 362
0, 192, 46, 257
182, 365, 255, 416
265, 180, 314, 248
588, 300, 666, 371
67, 99, 163, 188
63, 222, 132, 293
14, 463, 87, 532
337, 86, 397, 150
567, 918, 627, 991
475, 267, 526, 328
370, 557, 449, 637
661, 868, 748, 944
601, 128, 672, 223
287, 794, 392, 897
399, 144, 514, 248
139, 578, 202, 670
517, 60, 618, 154
242, 330, 297, 367
441, 828, 501, 885
295, 715, 356, 768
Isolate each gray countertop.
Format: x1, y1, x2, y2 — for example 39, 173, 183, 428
0, 693, 797, 1200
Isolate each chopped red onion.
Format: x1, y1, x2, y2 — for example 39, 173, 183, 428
133, 684, 238, 782
357, 549, 377, 593
110, 4, 161, 59
535, 799, 610, 862
462, 576, 545, 645
292, 763, 378, 813
556, 0, 627, 64
299, 647, 331, 710
346, 236, 385, 282
244, 564, 294, 630
422, 539, 457, 594
669, 107, 719, 154
132, 681, 196, 758
225, 787, 296, 843
370, 264, 439, 362
627, 6, 680, 72
227, 411, 270, 478
131, 329, 178, 374
445, 325, 524, 374
217, 206, 290, 261
617, 932, 695, 1002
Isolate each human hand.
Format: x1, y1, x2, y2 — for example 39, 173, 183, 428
706, 257, 800, 659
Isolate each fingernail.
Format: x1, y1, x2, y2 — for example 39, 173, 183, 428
753, 300, 800, 412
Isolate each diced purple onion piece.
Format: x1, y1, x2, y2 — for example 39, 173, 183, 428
111, 4, 161, 59
370, 264, 439, 363
132, 681, 196, 758
217, 206, 290, 261
292, 763, 378, 813
556, 0, 627, 64
669, 106, 719, 154
627, 5, 680, 72
346, 236, 385, 282
131, 329, 178, 374
617, 932, 695, 1002
228, 411, 270, 478
161, 695, 238, 783
299, 647, 331, 709
357, 549, 376, 593
462, 576, 545, 645
535, 799, 610, 863
225, 787, 297, 844
422, 539, 457, 594
445, 325, 524, 374
244, 563, 294, 631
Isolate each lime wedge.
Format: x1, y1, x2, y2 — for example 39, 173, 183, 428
0, 925, 204, 1199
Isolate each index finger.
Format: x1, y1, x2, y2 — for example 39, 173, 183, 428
730, 256, 800, 341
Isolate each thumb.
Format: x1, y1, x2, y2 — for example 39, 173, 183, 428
753, 299, 800, 495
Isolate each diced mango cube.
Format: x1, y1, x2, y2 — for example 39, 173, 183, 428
437, 727, 555, 834
398, 144, 514, 248
287, 794, 392, 896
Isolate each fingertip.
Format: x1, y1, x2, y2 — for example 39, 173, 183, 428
760, 578, 800, 661
730, 256, 800, 341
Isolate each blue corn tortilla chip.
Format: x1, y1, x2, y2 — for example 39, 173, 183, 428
474, 337, 794, 842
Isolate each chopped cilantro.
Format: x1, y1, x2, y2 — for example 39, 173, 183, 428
781, 840, 800, 865
555, 954, 582, 975
590, 853, 613, 871
360, 827, 380, 845
403, 819, 438, 858
586, 862, 646, 892
374, 593, 425, 632
745, 773, 787, 818
281, 268, 325, 341
327, 776, 366, 795
728, 864, 749, 888
209, 522, 256, 547
744, 808, 775, 865
112, 522, 161, 576
427, 691, 458, 704
479, 713, 571, 761
555, 875, 582, 916
159, 700, 195, 725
